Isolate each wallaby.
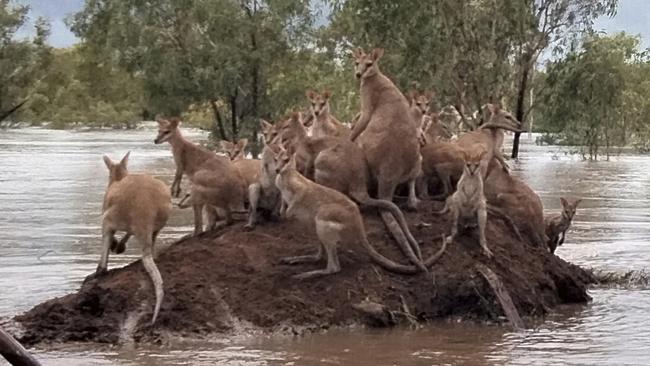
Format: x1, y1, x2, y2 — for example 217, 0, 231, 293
455, 104, 523, 178
220, 138, 248, 160
279, 112, 425, 268
92, 152, 171, 325
350, 48, 421, 211
305, 90, 350, 139
273, 146, 446, 278
408, 90, 433, 130
421, 112, 452, 143
436, 150, 492, 257
484, 158, 547, 247
155, 117, 245, 234
220, 138, 261, 192
545, 198, 582, 254
244, 121, 283, 230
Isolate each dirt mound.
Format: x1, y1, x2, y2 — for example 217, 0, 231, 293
15, 201, 593, 346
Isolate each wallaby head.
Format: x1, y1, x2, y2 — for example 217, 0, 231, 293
409, 90, 433, 116
273, 144, 296, 175
154, 117, 181, 144
306, 90, 332, 118
260, 119, 281, 145
103, 151, 130, 184
479, 104, 522, 132
462, 150, 486, 177
220, 138, 248, 160
279, 112, 306, 145
352, 48, 384, 79
560, 197, 582, 220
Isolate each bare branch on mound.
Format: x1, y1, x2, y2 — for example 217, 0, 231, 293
399, 295, 419, 329
476, 263, 525, 330
0, 326, 42, 366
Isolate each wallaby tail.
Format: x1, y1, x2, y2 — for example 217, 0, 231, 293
360, 233, 447, 275
142, 254, 164, 325
355, 194, 423, 264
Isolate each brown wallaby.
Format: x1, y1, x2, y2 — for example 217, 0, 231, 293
545, 198, 582, 254
455, 104, 523, 178
436, 150, 492, 257
155, 117, 245, 234
419, 140, 466, 200
279, 112, 425, 268
244, 121, 283, 230
421, 112, 452, 144
220, 138, 249, 161
484, 158, 547, 247
408, 90, 433, 130
273, 146, 446, 278
92, 152, 171, 325
221, 138, 261, 192
350, 48, 421, 210
305, 90, 350, 139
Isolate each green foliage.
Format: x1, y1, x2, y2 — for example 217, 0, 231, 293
539, 32, 649, 159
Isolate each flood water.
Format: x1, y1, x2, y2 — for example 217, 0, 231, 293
1, 127, 650, 365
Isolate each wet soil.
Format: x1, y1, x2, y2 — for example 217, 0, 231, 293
14, 200, 593, 346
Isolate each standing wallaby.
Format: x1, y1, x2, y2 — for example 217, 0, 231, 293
437, 150, 493, 257
455, 104, 522, 178
350, 48, 421, 211
93, 152, 171, 325
155, 117, 245, 234
408, 90, 433, 130
305, 90, 350, 139
244, 121, 283, 230
220, 138, 249, 161
220, 138, 261, 193
545, 198, 582, 253
274, 146, 446, 278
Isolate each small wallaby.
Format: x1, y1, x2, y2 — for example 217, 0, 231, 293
155, 117, 245, 234
437, 150, 492, 257
220, 138, 249, 161
350, 48, 421, 210
220, 138, 261, 193
244, 121, 283, 230
419, 140, 466, 200
305, 90, 350, 139
92, 152, 171, 325
545, 198, 582, 254
274, 146, 446, 278
408, 90, 433, 130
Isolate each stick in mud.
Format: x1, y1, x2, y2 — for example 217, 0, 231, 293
0, 326, 42, 366
476, 263, 525, 330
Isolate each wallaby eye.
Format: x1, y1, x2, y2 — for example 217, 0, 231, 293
366, 62, 373, 66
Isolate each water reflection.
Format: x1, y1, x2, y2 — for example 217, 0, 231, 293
2, 130, 650, 365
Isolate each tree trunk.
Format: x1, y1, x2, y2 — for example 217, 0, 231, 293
511, 63, 531, 159
249, 1, 260, 158
210, 100, 228, 141
230, 91, 239, 140
0, 98, 29, 123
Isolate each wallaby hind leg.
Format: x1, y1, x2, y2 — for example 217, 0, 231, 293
193, 203, 204, 235
281, 241, 324, 265
293, 219, 341, 279
477, 205, 493, 257
416, 176, 430, 200
96, 228, 115, 274
244, 183, 262, 231
378, 180, 425, 268
210, 207, 233, 231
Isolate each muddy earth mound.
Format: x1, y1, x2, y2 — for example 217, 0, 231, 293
15, 201, 593, 345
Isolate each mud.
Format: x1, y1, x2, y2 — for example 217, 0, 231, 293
14, 200, 593, 346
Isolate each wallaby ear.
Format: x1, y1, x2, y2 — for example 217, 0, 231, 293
478, 150, 488, 161
371, 48, 384, 61
306, 89, 316, 100
237, 138, 248, 150
560, 197, 568, 208
486, 103, 497, 115
574, 198, 583, 207
102, 155, 113, 169
351, 47, 363, 58
322, 90, 331, 99
155, 115, 168, 126
425, 90, 434, 100
260, 119, 272, 131
408, 90, 417, 104
120, 151, 130, 168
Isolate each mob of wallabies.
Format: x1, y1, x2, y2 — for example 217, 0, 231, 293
89, 48, 581, 324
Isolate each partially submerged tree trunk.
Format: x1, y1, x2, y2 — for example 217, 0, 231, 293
0, 326, 42, 366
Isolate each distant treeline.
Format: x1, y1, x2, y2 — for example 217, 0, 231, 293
5, 0, 650, 159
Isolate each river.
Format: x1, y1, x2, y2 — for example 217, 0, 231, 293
1, 127, 649, 365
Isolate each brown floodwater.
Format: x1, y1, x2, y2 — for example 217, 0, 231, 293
1, 127, 649, 365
